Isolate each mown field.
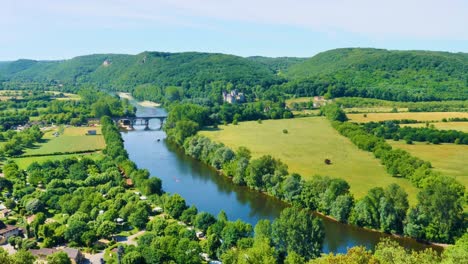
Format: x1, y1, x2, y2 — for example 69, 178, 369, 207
23, 126, 105, 156
388, 141, 468, 188
200, 117, 419, 201
12, 153, 104, 169
343, 107, 409, 113
347, 112, 468, 123
46, 91, 81, 101
402, 122, 468, 132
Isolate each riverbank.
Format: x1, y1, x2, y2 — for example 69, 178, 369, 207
121, 98, 447, 253
176, 133, 447, 252
117, 92, 161, 107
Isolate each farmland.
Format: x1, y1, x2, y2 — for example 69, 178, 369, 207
347, 112, 468, 123
388, 140, 468, 188
12, 153, 104, 169
22, 126, 105, 156
200, 117, 419, 201
402, 122, 468, 132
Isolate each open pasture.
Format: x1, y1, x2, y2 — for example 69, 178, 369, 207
347, 112, 468, 123
388, 140, 468, 188
23, 126, 105, 156
200, 117, 419, 201
402, 122, 468, 132
12, 153, 104, 169
46, 91, 81, 100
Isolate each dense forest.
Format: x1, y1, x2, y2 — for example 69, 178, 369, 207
283, 48, 468, 101
1, 48, 467, 103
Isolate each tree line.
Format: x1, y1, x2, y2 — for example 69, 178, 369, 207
165, 102, 293, 146
162, 102, 466, 245
361, 121, 468, 144
181, 133, 465, 244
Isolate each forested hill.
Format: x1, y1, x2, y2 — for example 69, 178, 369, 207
246, 56, 307, 73
0, 52, 282, 93
283, 48, 468, 101
1, 48, 467, 101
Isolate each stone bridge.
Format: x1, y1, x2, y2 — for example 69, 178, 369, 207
87, 115, 167, 130
115, 116, 167, 130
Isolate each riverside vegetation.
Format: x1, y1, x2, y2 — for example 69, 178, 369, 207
164, 103, 466, 248
0, 47, 467, 263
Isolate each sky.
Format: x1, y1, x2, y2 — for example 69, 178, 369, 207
1, 0, 467, 60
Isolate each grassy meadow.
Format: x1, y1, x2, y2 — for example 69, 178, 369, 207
347, 112, 468, 123
344, 107, 409, 113
200, 117, 419, 201
12, 153, 104, 169
23, 126, 105, 156
46, 91, 81, 101
402, 122, 468, 132
388, 141, 468, 188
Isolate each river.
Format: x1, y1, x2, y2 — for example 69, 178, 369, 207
121, 102, 441, 254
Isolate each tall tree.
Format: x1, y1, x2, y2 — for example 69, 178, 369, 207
272, 206, 324, 260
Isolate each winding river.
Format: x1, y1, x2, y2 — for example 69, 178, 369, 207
121, 102, 441, 254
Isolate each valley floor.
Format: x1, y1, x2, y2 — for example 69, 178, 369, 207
200, 117, 420, 203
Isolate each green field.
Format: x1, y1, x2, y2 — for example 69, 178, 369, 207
200, 117, 419, 201
46, 91, 81, 101
23, 126, 105, 156
402, 122, 468, 132
388, 141, 468, 188
344, 107, 409, 113
12, 153, 104, 169
347, 112, 468, 123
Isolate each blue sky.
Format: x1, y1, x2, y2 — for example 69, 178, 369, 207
1, 0, 467, 60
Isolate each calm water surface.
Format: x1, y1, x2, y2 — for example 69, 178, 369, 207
121, 103, 441, 254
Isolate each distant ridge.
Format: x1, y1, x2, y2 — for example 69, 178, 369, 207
0, 48, 466, 101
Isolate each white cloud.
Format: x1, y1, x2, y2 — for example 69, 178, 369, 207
2, 0, 467, 39
162, 0, 468, 39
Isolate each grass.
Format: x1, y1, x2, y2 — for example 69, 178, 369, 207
200, 117, 419, 202
347, 112, 468, 123
344, 107, 409, 113
292, 109, 321, 116
46, 91, 81, 101
401, 122, 468, 132
388, 141, 468, 188
23, 126, 105, 156
12, 153, 104, 169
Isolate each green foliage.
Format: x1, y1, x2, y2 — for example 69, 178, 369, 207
11, 250, 36, 264
272, 206, 324, 260
321, 104, 348, 122
0, 52, 283, 101
310, 246, 377, 264
442, 234, 468, 264
285, 48, 468, 101
404, 175, 465, 243
194, 212, 217, 232
46, 251, 72, 264
164, 194, 188, 219
373, 238, 440, 264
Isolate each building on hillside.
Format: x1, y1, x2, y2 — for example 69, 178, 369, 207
102, 59, 111, 66
0, 221, 21, 245
222, 90, 245, 104
30, 247, 84, 264
0, 208, 12, 218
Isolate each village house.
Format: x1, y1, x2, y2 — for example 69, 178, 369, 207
30, 247, 84, 264
0, 220, 21, 245
0, 208, 12, 218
